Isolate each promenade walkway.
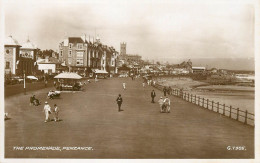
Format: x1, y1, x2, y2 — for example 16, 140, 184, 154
4, 77, 254, 158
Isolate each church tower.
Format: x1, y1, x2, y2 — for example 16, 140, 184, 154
120, 42, 126, 56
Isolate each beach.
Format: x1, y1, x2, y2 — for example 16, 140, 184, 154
155, 77, 255, 114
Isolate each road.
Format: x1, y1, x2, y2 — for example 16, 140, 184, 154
4, 77, 254, 158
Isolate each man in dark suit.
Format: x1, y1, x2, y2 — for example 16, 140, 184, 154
116, 94, 123, 112
151, 90, 156, 103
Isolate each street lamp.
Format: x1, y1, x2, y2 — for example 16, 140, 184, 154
23, 70, 26, 95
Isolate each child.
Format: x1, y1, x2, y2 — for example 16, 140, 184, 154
53, 104, 59, 122
123, 82, 126, 90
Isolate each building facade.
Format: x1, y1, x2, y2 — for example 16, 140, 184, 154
4, 36, 21, 77
4, 36, 37, 77
59, 36, 119, 76
18, 39, 37, 75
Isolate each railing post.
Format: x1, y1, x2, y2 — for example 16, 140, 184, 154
198, 96, 200, 106
207, 99, 209, 109
223, 104, 225, 115
188, 93, 190, 102
229, 106, 232, 118
191, 94, 193, 103
195, 95, 196, 105
217, 102, 219, 113
202, 98, 204, 108
212, 101, 214, 111
236, 108, 239, 121
244, 110, 247, 124
184, 92, 186, 100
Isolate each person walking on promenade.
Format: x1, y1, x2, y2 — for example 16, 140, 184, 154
53, 104, 59, 122
116, 94, 123, 112
158, 97, 164, 113
123, 82, 126, 90
151, 90, 156, 103
43, 101, 51, 122
142, 82, 145, 88
45, 80, 48, 88
163, 86, 167, 96
163, 97, 171, 113
168, 86, 172, 95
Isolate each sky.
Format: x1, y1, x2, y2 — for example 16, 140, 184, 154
4, 0, 255, 62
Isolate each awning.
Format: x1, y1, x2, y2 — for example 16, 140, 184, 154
54, 72, 82, 79
93, 69, 108, 74
27, 76, 38, 80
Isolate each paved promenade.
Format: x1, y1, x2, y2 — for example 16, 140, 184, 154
4, 77, 254, 158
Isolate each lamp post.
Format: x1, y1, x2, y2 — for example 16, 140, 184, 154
23, 70, 26, 95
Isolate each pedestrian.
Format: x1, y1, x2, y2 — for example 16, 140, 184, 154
151, 90, 156, 103
54, 81, 56, 87
163, 97, 171, 113
142, 82, 145, 88
163, 86, 167, 96
153, 80, 156, 86
53, 104, 59, 122
43, 101, 51, 122
158, 97, 164, 113
116, 94, 123, 112
131, 76, 134, 80
180, 88, 183, 98
168, 86, 172, 95
45, 80, 48, 88
123, 82, 126, 90
95, 75, 98, 82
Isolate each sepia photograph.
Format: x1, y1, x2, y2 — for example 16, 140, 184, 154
1, 0, 259, 162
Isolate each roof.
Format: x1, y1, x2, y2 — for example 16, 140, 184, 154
54, 72, 82, 79
5, 36, 20, 46
192, 67, 206, 70
37, 57, 60, 64
68, 37, 84, 44
94, 69, 108, 74
21, 39, 37, 49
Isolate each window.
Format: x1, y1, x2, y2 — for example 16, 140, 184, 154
76, 59, 83, 66
68, 58, 72, 65
77, 44, 83, 49
77, 52, 83, 58
111, 61, 114, 66
60, 50, 63, 57
76, 52, 83, 66
5, 62, 10, 69
68, 50, 72, 57
69, 43, 73, 49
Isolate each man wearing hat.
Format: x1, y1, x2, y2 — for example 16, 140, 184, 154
158, 97, 164, 113
151, 90, 156, 103
43, 101, 51, 122
116, 94, 123, 112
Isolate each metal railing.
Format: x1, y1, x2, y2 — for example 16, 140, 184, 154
153, 83, 254, 126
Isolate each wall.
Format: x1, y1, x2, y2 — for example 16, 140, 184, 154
38, 64, 56, 73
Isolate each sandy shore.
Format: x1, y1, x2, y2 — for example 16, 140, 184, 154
155, 77, 254, 92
